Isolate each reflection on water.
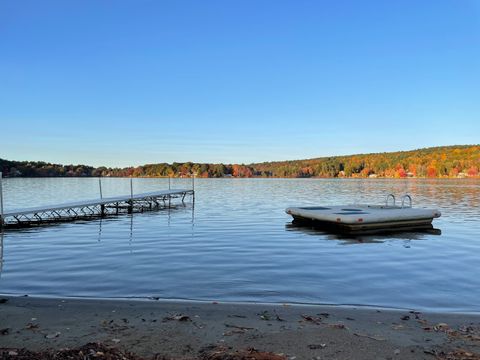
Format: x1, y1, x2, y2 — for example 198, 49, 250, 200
0, 231, 3, 276
286, 222, 442, 245
0, 178, 479, 312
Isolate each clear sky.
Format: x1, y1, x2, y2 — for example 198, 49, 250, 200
1, 0, 479, 167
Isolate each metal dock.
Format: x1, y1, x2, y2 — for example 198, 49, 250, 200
0, 173, 195, 228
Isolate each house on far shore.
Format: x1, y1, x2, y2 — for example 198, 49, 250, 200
368, 174, 378, 178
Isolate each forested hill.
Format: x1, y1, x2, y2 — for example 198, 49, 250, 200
1, 145, 479, 178
252, 145, 480, 178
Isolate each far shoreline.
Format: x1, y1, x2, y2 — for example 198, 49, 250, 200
2, 175, 479, 179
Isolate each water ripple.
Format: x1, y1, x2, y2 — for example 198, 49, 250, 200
1, 178, 480, 312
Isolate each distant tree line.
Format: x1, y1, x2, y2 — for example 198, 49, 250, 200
1, 145, 479, 179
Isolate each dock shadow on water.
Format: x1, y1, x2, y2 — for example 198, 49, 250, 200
285, 221, 442, 245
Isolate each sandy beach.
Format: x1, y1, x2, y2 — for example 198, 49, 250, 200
0, 296, 479, 359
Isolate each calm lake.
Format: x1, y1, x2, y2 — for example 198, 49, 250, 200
1, 178, 479, 313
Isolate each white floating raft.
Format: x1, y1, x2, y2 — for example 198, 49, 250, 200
286, 194, 441, 234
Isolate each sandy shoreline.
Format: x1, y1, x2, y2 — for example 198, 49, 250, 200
1, 296, 479, 359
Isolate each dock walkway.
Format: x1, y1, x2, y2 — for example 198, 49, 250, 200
0, 173, 194, 228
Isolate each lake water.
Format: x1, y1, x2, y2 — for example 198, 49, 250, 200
1, 177, 479, 313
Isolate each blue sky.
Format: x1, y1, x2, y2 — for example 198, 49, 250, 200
1, 0, 479, 167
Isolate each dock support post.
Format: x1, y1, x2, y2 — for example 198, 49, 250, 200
99, 178, 104, 216
168, 176, 171, 190
0, 230, 4, 273
99, 178, 103, 199
128, 178, 133, 213
0, 172, 4, 227
192, 173, 196, 204
130, 178, 133, 199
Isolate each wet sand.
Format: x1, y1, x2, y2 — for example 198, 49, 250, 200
1, 296, 479, 359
